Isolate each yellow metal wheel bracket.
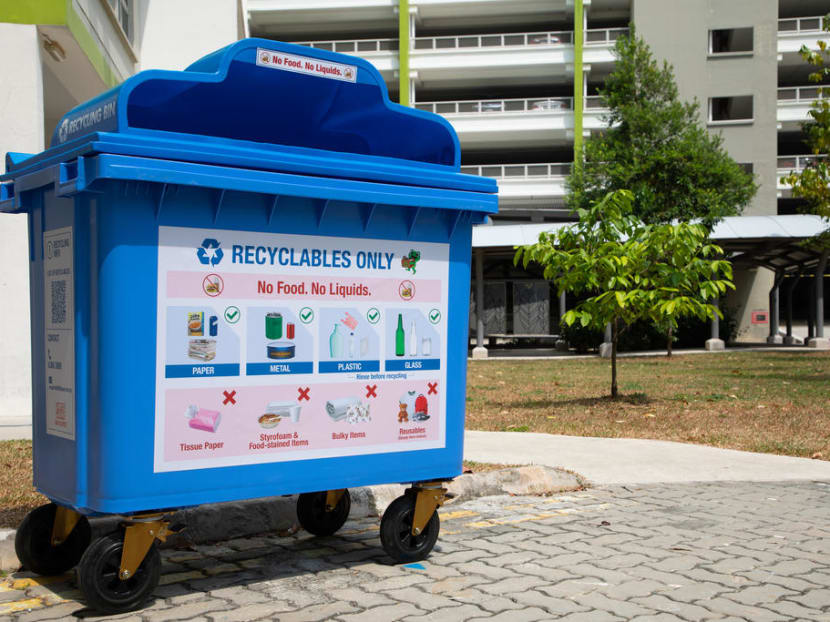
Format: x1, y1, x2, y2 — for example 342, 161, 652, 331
411, 483, 447, 536
325, 489, 346, 512
51, 506, 82, 546
119, 515, 172, 580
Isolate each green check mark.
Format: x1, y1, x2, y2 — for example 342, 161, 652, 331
366, 308, 380, 324
299, 307, 314, 324
429, 309, 441, 324
224, 306, 240, 324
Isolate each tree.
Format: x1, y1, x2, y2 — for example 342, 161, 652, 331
781, 15, 830, 230
568, 29, 757, 229
515, 190, 734, 398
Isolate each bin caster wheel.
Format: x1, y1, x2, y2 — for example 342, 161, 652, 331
380, 494, 440, 563
77, 534, 161, 614
297, 490, 351, 536
15, 503, 91, 575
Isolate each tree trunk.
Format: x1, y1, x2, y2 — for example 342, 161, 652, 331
611, 317, 618, 398
667, 325, 673, 358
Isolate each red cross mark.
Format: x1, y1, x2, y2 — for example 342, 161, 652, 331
222, 390, 237, 405
297, 387, 311, 402
365, 384, 377, 399
427, 382, 438, 395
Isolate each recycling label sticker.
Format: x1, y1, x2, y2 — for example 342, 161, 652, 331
154, 226, 448, 473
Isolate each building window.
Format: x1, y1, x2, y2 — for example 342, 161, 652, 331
709, 28, 753, 55
709, 96, 753, 123
107, 0, 133, 43
738, 163, 753, 175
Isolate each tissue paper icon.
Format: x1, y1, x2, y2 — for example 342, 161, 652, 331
185, 405, 221, 432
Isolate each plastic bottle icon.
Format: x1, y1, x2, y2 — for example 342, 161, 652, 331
409, 321, 417, 356
395, 314, 405, 357
330, 324, 344, 359
422, 337, 432, 356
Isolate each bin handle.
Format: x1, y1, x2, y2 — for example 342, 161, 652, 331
56, 157, 87, 196
0, 182, 14, 212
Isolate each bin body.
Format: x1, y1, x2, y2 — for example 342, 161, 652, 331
2, 39, 497, 515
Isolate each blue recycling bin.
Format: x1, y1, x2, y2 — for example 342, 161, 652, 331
1, 39, 497, 612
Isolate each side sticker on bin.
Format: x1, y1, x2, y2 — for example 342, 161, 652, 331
154, 226, 448, 472
43, 227, 75, 440
256, 48, 358, 83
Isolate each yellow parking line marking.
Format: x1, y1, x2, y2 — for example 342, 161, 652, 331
439, 510, 479, 520
0, 596, 65, 616
443, 503, 610, 534
0, 574, 73, 592
502, 494, 595, 511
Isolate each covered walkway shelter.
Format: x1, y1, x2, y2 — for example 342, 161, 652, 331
470, 215, 829, 357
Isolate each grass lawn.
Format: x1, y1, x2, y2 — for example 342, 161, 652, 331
467, 350, 830, 460
0, 440, 43, 531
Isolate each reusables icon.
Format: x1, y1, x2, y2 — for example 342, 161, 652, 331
197, 238, 224, 266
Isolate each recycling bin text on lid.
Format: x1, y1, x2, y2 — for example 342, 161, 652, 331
0, 38, 497, 516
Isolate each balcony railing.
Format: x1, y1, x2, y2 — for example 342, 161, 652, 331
585, 27, 628, 45
415, 97, 574, 114
777, 155, 828, 172
293, 38, 398, 53
778, 16, 827, 33
461, 163, 573, 179
414, 30, 573, 50
295, 27, 628, 54
778, 86, 825, 102
585, 95, 605, 109
415, 96, 610, 115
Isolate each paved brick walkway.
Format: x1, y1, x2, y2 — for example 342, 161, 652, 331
2, 480, 829, 621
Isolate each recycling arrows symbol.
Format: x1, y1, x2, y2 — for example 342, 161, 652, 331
197, 238, 224, 266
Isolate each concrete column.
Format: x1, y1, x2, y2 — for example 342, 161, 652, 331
783, 274, 801, 345
472, 249, 488, 359
599, 322, 613, 358
807, 281, 816, 341
555, 291, 569, 351
808, 252, 829, 349
397, 0, 411, 107
766, 271, 783, 344
572, 0, 584, 167
705, 298, 725, 351
0, 24, 43, 424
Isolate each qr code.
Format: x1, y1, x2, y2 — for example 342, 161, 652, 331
51, 280, 66, 324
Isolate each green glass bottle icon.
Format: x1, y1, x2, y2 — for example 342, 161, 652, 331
395, 313, 405, 357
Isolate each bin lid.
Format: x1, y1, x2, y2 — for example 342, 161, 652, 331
3, 39, 496, 197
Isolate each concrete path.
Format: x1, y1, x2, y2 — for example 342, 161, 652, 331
465, 430, 830, 485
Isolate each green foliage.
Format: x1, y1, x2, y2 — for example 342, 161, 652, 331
616, 307, 738, 351
568, 28, 756, 228
515, 190, 735, 396
558, 320, 603, 353
781, 15, 830, 230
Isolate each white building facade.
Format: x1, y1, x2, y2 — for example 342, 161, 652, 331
0, 0, 240, 421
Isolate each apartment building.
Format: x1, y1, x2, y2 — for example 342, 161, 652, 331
248, 0, 830, 346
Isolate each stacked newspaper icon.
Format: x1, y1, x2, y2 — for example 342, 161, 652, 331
188, 339, 216, 361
